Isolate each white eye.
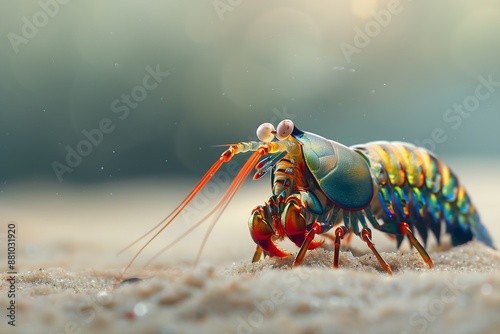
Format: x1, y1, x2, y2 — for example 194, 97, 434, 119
256, 123, 276, 142
276, 120, 294, 140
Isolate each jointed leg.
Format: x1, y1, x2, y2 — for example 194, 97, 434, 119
294, 223, 354, 269
361, 228, 393, 275
252, 245, 263, 263
333, 226, 349, 268
293, 222, 322, 266
399, 222, 433, 268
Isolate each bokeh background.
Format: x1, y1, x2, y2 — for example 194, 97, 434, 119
1, 0, 499, 185
1, 4, 500, 333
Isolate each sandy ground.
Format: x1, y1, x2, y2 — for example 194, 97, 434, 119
0, 159, 499, 334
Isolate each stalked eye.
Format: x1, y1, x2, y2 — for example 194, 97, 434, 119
256, 123, 276, 142
276, 119, 294, 140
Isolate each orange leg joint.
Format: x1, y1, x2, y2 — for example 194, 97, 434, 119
361, 228, 393, 275
293, 222, 323, 266
399, 222, 433, 268
333, 226, 348, 269
252, 245, 263, 263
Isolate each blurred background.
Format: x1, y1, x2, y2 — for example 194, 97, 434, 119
1, 0, 499, 184
0, 0, 499, 268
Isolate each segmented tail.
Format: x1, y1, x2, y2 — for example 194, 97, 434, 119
353, 141, 494, 248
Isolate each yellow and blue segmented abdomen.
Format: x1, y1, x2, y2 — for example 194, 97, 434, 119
352, 141, 494, 248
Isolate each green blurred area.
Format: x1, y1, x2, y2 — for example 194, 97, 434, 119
0, 0, 499, 184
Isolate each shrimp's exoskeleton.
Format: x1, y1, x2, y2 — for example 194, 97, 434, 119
116, 119, 494, 283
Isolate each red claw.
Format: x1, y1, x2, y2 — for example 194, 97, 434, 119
258, 238, 291, 258
248, 206, 291, 258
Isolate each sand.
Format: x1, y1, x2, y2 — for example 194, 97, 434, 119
0, 161, 499, 334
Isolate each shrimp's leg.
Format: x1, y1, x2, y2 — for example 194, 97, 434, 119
361, 228, 393, 275
333, 226, 349, 269
252, 245, 263, 263
293, 222, 323, 266
323, 230, 353, 247
399, 222, 433, 268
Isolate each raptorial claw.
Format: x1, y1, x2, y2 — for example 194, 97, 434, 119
248, 206, 291, 258
258, 238, 291, 258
